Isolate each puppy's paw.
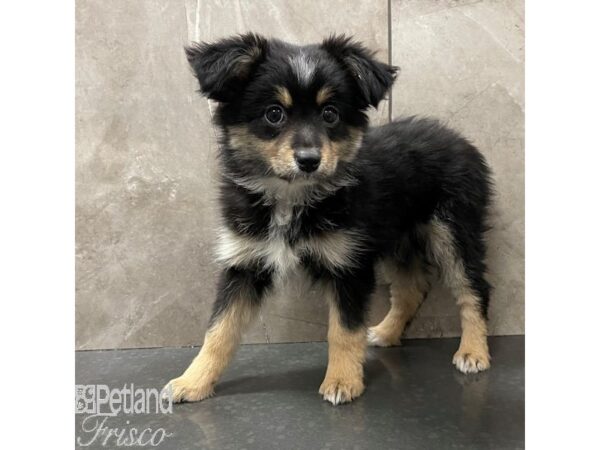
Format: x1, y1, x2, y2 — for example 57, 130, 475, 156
163, 376, 214, 403
319, 376, 364, 405
367, 326, 400, 347
452, 348, 491, 374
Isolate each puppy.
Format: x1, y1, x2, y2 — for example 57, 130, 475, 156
165, 33, 493, 405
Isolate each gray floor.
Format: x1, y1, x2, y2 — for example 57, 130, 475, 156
76, 336, 524, 449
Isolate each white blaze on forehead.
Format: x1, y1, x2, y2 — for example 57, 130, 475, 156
289, 51, 316, 86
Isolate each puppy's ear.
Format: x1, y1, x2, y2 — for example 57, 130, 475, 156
321, 35, 398, 109
185, 33, 268, 102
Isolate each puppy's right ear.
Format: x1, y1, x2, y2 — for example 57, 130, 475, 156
185, 33, 268, 102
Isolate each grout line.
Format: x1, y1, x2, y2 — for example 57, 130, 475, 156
387, 0, 393, 122
260, 312, 271, 344
195, 0, 200, 42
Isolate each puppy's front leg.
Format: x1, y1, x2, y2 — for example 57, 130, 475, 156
319, 269, 373, 405
165, 267, 272, 403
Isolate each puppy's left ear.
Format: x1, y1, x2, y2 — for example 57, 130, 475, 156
321, 35, 398, 109
185, 33, 268, 102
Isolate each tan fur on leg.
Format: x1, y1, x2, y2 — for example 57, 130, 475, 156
319, 298, 367, 405
453, 292, 490, 374
368, 264, 428, 347
165, 299, 257, 402
423, 218, 491, 373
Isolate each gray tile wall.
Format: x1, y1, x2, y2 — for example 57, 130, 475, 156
76, 0, 524, 350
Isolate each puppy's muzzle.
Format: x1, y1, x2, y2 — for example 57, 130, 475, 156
294, 147, 321, 173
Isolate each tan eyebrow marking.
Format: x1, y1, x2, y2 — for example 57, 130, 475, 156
275, 86, 293, 108
316, 86, 333, 105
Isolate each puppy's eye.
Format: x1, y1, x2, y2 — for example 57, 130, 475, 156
264, 105, 286, 125
322, 105, 339, 125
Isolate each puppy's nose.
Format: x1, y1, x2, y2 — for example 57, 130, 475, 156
294, 148, 321, 173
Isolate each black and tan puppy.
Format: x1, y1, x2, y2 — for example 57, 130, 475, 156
165, 33, 493, 405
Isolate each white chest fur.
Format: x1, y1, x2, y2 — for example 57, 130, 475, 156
215, 224, 364, 276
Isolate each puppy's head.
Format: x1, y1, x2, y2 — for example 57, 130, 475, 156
186, 33, 397, 181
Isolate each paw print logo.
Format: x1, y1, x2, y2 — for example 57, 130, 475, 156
75, 385, 96, 414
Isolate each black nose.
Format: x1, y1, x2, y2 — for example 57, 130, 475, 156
294, 148, 321, 173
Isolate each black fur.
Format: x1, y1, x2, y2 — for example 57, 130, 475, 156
321, 35, 398, 108
209, 267, 273, 327
187, 33, 493, 332
186, 33, 268, 102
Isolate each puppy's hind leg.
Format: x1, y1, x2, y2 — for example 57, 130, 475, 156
164, 267, 272, 402
453, 290, 490, 373
427, 218, 491, 374
368, 261, 429, 347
